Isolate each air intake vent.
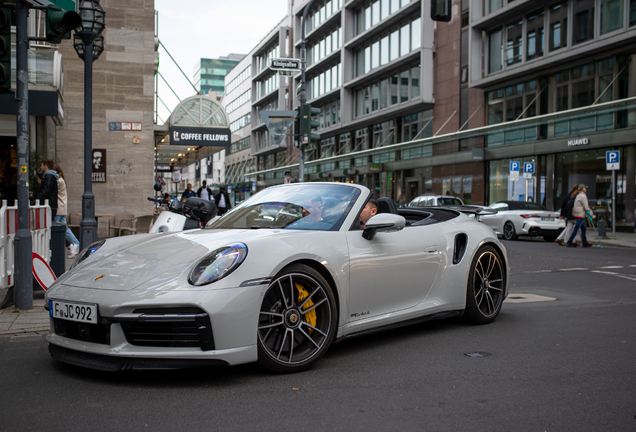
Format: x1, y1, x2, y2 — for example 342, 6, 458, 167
453, 233, 468, 265
119, 309, 215, 351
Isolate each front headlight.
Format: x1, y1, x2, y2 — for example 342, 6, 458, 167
188, 243, 248, 286
71, 240, 106, 269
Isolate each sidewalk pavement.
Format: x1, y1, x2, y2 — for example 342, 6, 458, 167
2, 230, 635, 337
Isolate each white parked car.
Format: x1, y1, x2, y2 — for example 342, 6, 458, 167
480, 201, 565, 242
408, 194, 464, 207
46, 183, 509, 373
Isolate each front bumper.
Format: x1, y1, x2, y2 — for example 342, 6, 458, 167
45, 283, 265, 370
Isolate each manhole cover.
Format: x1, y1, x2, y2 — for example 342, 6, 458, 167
464, 352, 492, 358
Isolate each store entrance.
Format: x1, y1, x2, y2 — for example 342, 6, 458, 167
554, 148, 627, 225
0, 136, 17, 204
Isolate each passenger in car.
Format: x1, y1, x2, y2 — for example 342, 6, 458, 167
359, 199, 378, 229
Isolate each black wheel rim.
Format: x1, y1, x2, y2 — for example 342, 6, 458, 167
504, 223, 514, 239
258, 273, 332, 365
472, 251, 504, 318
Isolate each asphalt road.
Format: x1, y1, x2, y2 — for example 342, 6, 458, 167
1, 240, 635, 432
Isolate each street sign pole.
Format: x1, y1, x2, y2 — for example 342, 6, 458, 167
606, 150, 620, 239
299, 0, 316, 183
14, 0, 33, 310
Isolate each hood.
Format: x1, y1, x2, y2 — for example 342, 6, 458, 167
43, 170, 59, 180
60, 228, 297, 291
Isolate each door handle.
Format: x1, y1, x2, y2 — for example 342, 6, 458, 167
425, 245, 438, 253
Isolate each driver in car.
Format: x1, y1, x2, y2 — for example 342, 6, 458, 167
291, 196, 330, 229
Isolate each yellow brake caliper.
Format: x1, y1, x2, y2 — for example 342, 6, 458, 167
295, 282, 316, 334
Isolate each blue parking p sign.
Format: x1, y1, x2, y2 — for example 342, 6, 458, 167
523, 162, 534, 179
510, 161, 520, 172
606, 151, 620, 170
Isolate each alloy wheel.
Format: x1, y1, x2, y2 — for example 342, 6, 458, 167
472, 250, 504, 318
258, 271, 334, 369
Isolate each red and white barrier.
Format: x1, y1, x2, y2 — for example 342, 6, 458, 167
0, 199, 52, 291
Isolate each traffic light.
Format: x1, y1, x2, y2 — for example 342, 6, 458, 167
0, 5, 11, 93
45, 5, 81, 44
293, 106, 301, 147
431, 0, 452, 22
301, 103, 320, 145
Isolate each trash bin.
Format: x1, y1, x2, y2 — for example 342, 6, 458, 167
50, 221, 66, 278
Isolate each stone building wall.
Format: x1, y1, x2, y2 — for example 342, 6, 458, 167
55, 0, 157, 217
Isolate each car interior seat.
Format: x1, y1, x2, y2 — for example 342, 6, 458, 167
377, 197, 398, 215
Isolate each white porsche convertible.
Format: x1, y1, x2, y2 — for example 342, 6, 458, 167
46, 182, 509, 373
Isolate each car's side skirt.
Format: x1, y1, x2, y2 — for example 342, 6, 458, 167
334, 309, 464, 343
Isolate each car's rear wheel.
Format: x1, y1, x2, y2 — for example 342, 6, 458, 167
464, 245, 505, 324
257, 264, 337, 373
503, 222, 517, 240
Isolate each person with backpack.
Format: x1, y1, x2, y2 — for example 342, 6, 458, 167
556, 185, 580, 246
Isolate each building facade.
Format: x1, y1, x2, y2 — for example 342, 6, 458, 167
238, 0, 634, 227
194, 54, 244, 95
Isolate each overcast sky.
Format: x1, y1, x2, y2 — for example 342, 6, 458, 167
154, 0, 289, 123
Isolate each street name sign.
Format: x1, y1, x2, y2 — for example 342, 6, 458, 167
259, 110, 298, 146
523, 162, 534, 179
270, 58, 301, 71
606, 150, 620, 170
510, 161, 520, 181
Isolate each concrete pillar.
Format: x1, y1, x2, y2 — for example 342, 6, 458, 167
625, 145, 635, 224
545, 153, 555, 211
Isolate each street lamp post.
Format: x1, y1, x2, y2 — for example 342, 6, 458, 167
73, 0, 105, 250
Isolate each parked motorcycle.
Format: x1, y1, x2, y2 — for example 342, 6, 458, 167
147, 196, 218, 233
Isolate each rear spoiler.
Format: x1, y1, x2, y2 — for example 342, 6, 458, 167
438, 205, 497, 221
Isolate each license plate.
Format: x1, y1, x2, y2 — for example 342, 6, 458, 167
49, 299, 99, 324
541, 217, 555, 222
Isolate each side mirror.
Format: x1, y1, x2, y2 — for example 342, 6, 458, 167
362, 213, 406, 240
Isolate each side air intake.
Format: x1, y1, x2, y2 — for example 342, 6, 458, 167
453, 233, 468, 265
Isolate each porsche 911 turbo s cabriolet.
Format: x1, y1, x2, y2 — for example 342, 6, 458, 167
45, 182, 509, 373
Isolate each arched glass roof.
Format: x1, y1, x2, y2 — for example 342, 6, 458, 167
169, 95, 229, 127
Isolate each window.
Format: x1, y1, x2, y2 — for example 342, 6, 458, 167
488, 28, 503, 73
573, 0, 594, 45
550, 2, 568, 51
402, 111, 432, 142
526, 9, 544, 61
226, 90, 251, 114
355, 17, 421, 77
354, 67, 418, 117
601, 0, 624, 34
308, 63, 341, 99
410, 66, 420, 98
631, 0, 636, 26
486, 79, 539, 126
505, 20, 523, 65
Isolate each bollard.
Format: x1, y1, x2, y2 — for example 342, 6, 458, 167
597, 218, 608, 239
49, 221, 67, 277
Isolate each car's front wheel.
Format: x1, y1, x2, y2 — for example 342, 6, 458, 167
464, 245, 505, 324
503, 222, 517, 240
257, 264, 337, 373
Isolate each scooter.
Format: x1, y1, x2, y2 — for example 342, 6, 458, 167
147, 196, 218, 233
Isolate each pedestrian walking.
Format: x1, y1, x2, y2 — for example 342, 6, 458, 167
215, 187, 232, 215
181, 183, 195, 201
567, 184, 595, 248
197, 180, 213, 201
53, 164, 80, 257
36, 159, 59, 217
556, 185, 581, 245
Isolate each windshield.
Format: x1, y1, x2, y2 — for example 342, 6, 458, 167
438, 198, 463, 206
208, 183, 361, 231
507, 202, 548, 211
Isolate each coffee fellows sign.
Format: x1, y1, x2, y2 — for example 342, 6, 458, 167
169, 127, 231, 147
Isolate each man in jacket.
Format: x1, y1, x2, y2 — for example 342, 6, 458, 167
197, 181, 213, 201
567, 184, 595, 248
214, 187, 231, 215
37, 159, 59, 217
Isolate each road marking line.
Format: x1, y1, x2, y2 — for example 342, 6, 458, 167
505, 293, 557, 303
559, 268, 588, 271
591, 270, 636, 282
599, 266, 624, 269
629, 265, 636, 268
523, 270, 552, 273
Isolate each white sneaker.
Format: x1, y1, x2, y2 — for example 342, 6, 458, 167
68, 244, 79, 258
